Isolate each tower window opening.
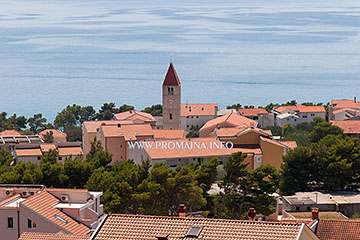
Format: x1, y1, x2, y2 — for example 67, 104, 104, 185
170, 113, 173, 120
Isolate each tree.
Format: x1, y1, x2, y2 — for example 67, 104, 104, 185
0, 113, 27, 131
64, 157, 92, 188
308, 122, 344, 143
186, 125, 201, 138
40, 149, 69, 187
28, 113, 47, 133
227, 103, 242, 109
95, 102, 118, 120
142, 104, 162, 116
118, 104, 134, 113
217, 152, 279, 219
280, 146, 316, 195
0, 149, 14, 166
43, 131, 54, 143
86, 138, 112, 169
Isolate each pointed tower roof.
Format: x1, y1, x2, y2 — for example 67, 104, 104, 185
163, 62, 181, 86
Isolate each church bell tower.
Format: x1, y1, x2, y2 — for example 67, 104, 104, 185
162, 62, 181, 129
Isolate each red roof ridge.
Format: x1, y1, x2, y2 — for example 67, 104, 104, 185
107, 213, 302, 226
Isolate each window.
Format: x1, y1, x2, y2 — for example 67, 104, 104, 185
219, 161, 223, 165
296, 207, 300, 211
186, 116, 189, 118
168, 87, 170, 95
37, 156, 41, 160
185, 226, 203, 238
191, 116, 193, 118
171, 87, 174, 95
196, 116, 199, 118
27, 219, 36, 229
58, 157, 62, 161
307, 206, 311, 211
303, 115, 307, 118
187, 125, 189, 128
170, 113, 173, 120
7, 217, 13, 229
120, 145, 122, 148
54, 214, 68, 224
311, 113, 315, 116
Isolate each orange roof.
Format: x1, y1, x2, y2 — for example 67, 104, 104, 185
238, 108, 268, 117
39, 129, 67, 138
274, 104, 325, 113
215, 126, 271, 138
58, 147, 83, 156
16, 148, 42, 157
19, 232, 89, 240
234, 145, 262, 155
181, 103, 218, 117
83, 120, 133, 133
0, 130, 22, 136
331, 120, 360, 134
260, 136, 287, 148
152, 129, 185, 139
101, 124, 154, 141
20, 190, 90, 235
94, 214, 304, 240
280, 141, 297, 150
332, 99, 360, 109
162, 62, 181, 86
114, 110, 156, 122
141, 138, 240, 159
315, 219, 360, 240
40, 143, 56, 152
201, 112, 257, 132
0, 193, 21, 207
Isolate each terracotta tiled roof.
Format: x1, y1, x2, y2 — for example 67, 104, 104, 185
163, 62, 181, 86
0, 130, 22, 136
20, 190, 91, 235
16, 148, 42, 157
114, 110, 156, 122
40, 143, 57, 152
181, 104, 218, 117
274, 105, 325, 113
141, 138, 239, 159
260, 136, 287, 148
201, 112, 257, 132
234, 145, 262, 155
332, 99, 360, 109
19, 232, 89, 240
238, 108, 268, 117
315, 219, 360, 240
39, 129, 67, 138
93, 214, 304, 240
58, 147, 83, 156
331, 120, 360, 134
280, 141, 297, 150
152, 129, 185, 139
332, 108, 359, 116
83, 120, 133, 133
100, 124, 154, 141
0, 193, 21, 207
215, 126, 271, 138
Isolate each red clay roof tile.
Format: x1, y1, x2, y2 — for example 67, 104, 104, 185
19, 232, 89, 240
315, 219, 360, 240
94, 214, 304, 240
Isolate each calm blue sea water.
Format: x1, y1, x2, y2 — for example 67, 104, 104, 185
0, 0, 360, 121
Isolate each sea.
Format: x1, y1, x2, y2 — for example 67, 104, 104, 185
0, 0, 360, 121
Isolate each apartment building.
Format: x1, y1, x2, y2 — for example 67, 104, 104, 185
14, 142, 83, 164
272, 104, 325, 127
0, 185, 103, 240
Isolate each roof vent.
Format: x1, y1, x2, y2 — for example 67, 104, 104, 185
5, 189, 13, 195
185, 226, 202, 238
61, 194, 69, 202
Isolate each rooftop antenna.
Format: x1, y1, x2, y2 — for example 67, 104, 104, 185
170, 56, 173, 63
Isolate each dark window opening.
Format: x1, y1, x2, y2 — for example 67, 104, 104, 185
37, 156, 41, 160
168, 87, 170, 95
8, 217, 13, 228
170, 113, 173, 120
296, 207, 300, 211
27, 219, 36, 229
307, 206, 311, 211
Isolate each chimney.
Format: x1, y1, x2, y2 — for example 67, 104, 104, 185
178, 204, 186, 218
248, 208, 256, 221
312, 208, 319, 219
156, 234, 168, 240
354, 97, 357, 103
